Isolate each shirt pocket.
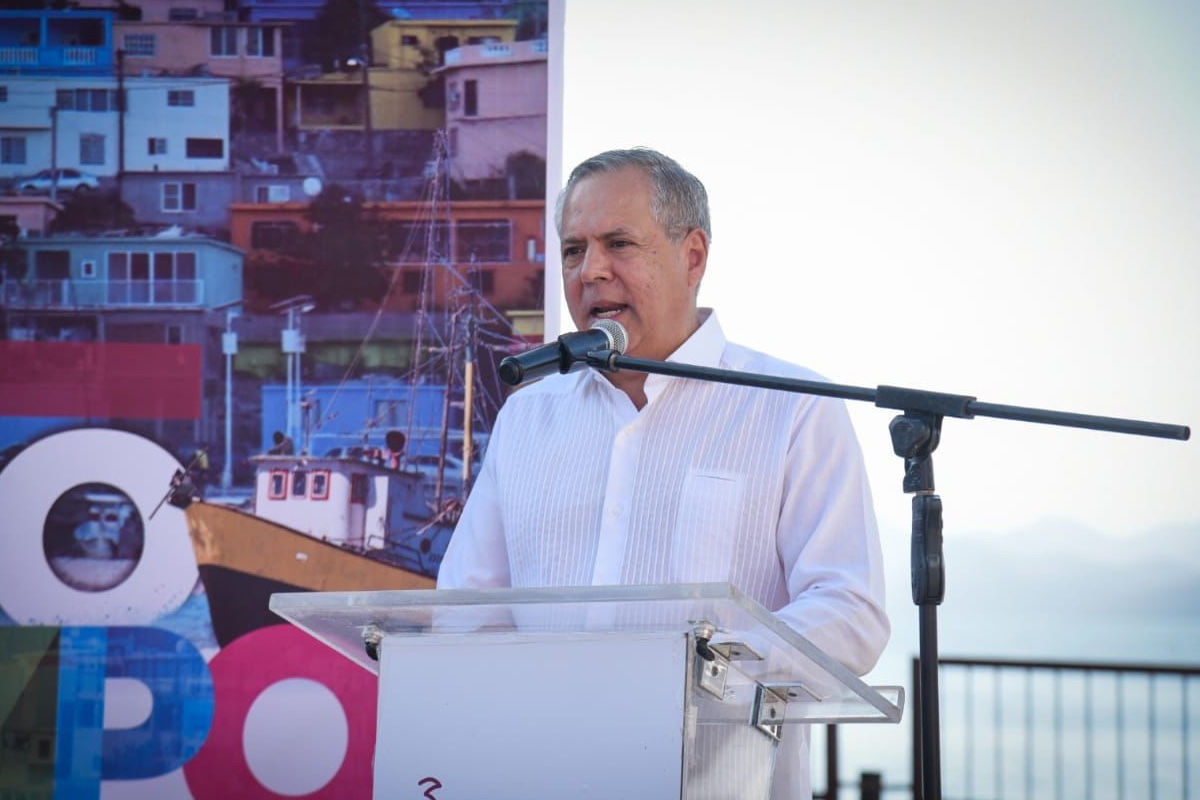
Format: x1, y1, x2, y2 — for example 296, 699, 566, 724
671, 469, 743, 583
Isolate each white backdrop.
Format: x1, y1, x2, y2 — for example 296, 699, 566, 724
546, 0, 1198, 544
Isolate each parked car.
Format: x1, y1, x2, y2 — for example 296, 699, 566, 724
17, 168, 100, 195
408, 452, 482, 479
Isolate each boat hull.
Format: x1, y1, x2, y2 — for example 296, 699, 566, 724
186, 500, 435, 648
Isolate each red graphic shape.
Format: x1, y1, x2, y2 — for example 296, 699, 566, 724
183, 624, 379, 799
0, 341, 203, 419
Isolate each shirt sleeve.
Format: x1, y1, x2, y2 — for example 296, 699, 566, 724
436, 411, 512, 589
772, 395, 891, 677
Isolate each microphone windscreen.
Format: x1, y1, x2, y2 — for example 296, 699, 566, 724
592, 319, 628, 355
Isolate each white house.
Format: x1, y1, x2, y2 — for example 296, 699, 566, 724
0, 74, 230, 181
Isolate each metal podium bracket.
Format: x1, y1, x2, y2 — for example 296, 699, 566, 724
695, 639, 764, 702
696, 652, 728, 699
752, 684, 788, 742
710, 641, 762, 662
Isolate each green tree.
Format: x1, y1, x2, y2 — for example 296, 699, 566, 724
300, 0, 388, 71
48, 190, 136, 234
303, 184, 388, 308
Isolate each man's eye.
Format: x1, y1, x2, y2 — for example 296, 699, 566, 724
562, 246, 583, 259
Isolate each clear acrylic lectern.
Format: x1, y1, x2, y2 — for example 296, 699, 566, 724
270, 582, 903, 799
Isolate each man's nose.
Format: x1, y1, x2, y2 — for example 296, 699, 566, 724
578, 246, 612, 282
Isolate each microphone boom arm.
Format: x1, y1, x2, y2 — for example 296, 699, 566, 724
589, 352, 1190, 440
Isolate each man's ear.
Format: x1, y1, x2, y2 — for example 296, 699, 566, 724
684, 228, 709, 289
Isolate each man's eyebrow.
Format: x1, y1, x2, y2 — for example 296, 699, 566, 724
561, 227, 641, 246
599, 227, 637, 240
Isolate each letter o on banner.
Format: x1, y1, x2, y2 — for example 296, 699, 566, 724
0, 427, 197, 624
184, 623, 379, 799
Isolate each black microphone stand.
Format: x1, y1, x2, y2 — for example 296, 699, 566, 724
584, 348, 1190, 800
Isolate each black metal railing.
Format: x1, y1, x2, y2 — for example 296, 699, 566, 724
817, 656, 1200, 800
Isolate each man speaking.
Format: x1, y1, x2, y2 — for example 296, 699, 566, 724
438, 147, 889, 800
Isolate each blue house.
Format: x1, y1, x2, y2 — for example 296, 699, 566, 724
260, 379, 467, 459
1, 231, 245, 461
0, 9, 115, 76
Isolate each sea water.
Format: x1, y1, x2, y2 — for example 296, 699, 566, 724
830, 559, 1200, 799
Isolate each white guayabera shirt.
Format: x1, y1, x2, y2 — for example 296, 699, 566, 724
439, 309, 890, 800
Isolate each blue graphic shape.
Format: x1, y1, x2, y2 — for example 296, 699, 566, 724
55, 626, 107, 800
100, 626, 215, 779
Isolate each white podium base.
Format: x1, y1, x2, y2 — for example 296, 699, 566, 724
374, 631, 688, 799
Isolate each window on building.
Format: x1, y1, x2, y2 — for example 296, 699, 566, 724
79, 133, 105, 165
106, 250, 198, 304
57, 88, 120, 112
400, 35, 419, 46
123, 33, 156, 56
176, 251, 196, 280
186, 138, 224, 159
246, 26, 275, 57
162, 182, 197, 212
34, 250, 71, 279
456, 220, 511, 263
0, 136, 26, 165
374, 399, 402, 427
166, 324, 183, 344
473, 268, 495, 295
148, 137, 167, 155
386, 220, 449, 263
0, 87, 8, 102
210, 27, 237, 57
167, 90, 195, 107
254, 184, 290, 203
250, 220, 300, 250
463, 79, 478, 117
401, 269, 423, 294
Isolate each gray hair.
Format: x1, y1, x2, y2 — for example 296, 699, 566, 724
554, 147, 712, 242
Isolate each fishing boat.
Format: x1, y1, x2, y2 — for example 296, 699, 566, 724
169, 137, 537, 647
176, 452, 446, 647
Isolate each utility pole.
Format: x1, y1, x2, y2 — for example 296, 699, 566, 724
218, 302, 243, 490
360, 0, 374, 176
49, 105, 58, 204
116, 48, 126, 198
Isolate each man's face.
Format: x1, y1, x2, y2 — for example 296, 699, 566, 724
559, 167, 707, 362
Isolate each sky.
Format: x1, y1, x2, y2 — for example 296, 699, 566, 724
546, 0, 1198, 541
546, 0, 1200, 667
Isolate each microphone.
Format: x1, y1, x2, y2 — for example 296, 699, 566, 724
499, 319, 628, 386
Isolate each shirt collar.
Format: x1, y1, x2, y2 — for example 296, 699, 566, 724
666, 307, 724, 369
644, 308, 724, 404
580, 308, 726, 408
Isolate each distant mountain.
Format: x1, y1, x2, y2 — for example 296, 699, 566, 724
878, 516, 1200, 665
939, 517, 1200, 616
879, 516, 1200, 616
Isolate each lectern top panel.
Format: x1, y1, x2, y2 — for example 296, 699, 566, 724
269, 582, 901, 723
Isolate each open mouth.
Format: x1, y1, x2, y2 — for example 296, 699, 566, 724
590, 303, 628, 321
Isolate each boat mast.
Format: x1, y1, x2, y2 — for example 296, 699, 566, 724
404, 133, 450, 456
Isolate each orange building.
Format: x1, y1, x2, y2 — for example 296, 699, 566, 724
229, 198, 545, 317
